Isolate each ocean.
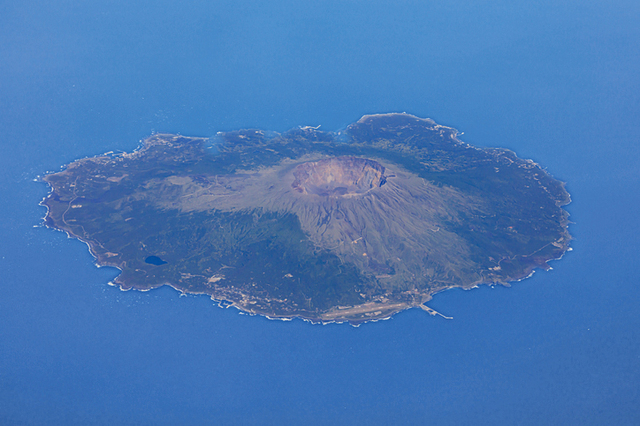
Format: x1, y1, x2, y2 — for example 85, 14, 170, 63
1, 0, 639, 424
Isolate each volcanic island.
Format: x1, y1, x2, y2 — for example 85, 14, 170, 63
41, 113, 571, 324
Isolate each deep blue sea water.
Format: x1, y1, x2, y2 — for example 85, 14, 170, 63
1, 0, 639, 424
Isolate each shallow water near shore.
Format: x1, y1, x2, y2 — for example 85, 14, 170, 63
2, 0, 639, 424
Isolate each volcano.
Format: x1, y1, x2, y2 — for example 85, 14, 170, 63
40, 113, 571, 323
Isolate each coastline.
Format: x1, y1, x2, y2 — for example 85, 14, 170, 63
37, 114, 572, 325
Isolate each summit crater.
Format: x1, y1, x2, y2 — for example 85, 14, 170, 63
291, 157, 387, 197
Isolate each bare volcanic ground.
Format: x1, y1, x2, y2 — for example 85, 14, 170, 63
40, 113, 572, 324
148, 154, 483, 293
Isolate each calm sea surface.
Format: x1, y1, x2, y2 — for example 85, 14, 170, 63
1, 1, 639, 424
